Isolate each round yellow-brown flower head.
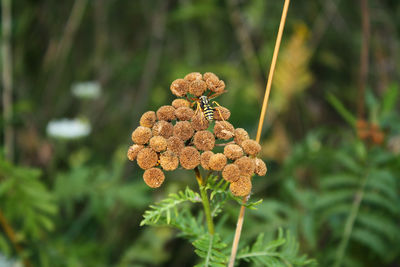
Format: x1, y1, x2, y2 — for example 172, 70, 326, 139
189, 80, 207, 97
131, 126, 152, 145
224, 144, 243, 160
241, 139, 261, 156
152, 121, 174, 138
203, 72, 219, 86
174, 121, 194, 141
203, 72, 225, 93
234, 128, 250, 146
179, 146, 200, 169
175, 107, 195, 121
191, 113, 209, 131
137, 148, 158, 170
222, 164, 240, 182
172, 98, 191, 108
160, 150, 179, 171
208, 153, 227, 171
149, 136, 167, 152
143, 168, 165, 188
193, 131, 215, 151
184, 72, 202, 82
167, 136, 185, 155
214, 121, 234, 140
213, 80, 226, 94
235, 156, 255, 176
140, 111, 157, 128
127, 144, 144, 161
200, 151, 214, 170
156, 105, 176, 121
230, 176, 252, 196
213, 106, 231, 121
254, 158, 267, 176
203, 72, 218, 80
170, 79, 189, 97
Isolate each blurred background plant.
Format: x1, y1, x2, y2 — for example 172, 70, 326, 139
0, 0, 399, 266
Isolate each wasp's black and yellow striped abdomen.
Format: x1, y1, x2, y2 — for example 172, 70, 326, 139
199, 95, 214, 122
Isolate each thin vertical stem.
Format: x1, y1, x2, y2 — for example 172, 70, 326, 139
2, 0, 14, 162
0, 209, 32, 267
333, 172, 368, 267
357, 0, 370, 120
229, 1, 290, 266
255, 0, 290, 144
194, 167, 214, 235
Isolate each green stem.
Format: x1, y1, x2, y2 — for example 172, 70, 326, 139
194, 167, 214, 235
333, 170, 368, 267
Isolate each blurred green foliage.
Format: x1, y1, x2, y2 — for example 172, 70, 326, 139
0, 0, 400, 266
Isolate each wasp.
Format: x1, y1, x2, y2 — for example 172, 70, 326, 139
198, 95, 214, 122
189, 91, 227, 123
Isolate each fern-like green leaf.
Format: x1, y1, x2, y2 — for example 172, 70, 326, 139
140, 187, 201, 226
237, 229, 316, 266
351, 228, 386, 257
193, 233, 228, 267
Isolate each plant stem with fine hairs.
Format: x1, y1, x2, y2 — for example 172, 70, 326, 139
228, 1, 290, 266
194, 167, 214, 235
2, 0, 13, 162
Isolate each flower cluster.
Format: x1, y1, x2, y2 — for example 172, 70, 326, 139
127, 72, 267, 196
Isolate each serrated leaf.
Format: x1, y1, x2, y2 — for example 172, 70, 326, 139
140, 187, 201, 226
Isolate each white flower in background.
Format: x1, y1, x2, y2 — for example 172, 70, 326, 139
46, 118, 91, 139
0, 253, 21, 267
71, 81, 101, 99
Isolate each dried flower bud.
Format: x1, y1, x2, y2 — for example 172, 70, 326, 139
172, 99, 190, 108
230, 176, 252, 196
160, 150, 179, 171
167, 136, 185, 155
143, 168, 165, 188
189, 80, 207, 97
241, 139, 261, 156
137, 148, 158, 170
371, 130, 384, 145
140, 111, 157, 128
214, 121, 234, 140
193, 131, 215, 151
175, 107, 195, 121
213, 80, 226, 94
235, 156, 255, 176
157, 105, 176, 121
209, 153, 227, 171
180, 146, 200, 169
224, 144, 243, 160
149, 136, 167, 152
204, 72, 224, 93
254, 158, 267, 176
170, 79, 189, 97
203, 72, 219, 83
191, 113, 209, 131
131, 126, 152, 145
234, 128, 250, 146
200, 151, 214, 170
152, 121, 174, 138
222, 164, 240, 182
213, 106, 230, 121
127, 144, 144, 161
184, 72, 202, 82
174, 121, 194, 141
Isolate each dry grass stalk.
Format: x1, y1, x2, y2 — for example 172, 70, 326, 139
228, 0, 291, 266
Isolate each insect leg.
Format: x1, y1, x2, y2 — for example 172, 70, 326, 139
212, 100, 228, 124
208, 90, 228, 100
